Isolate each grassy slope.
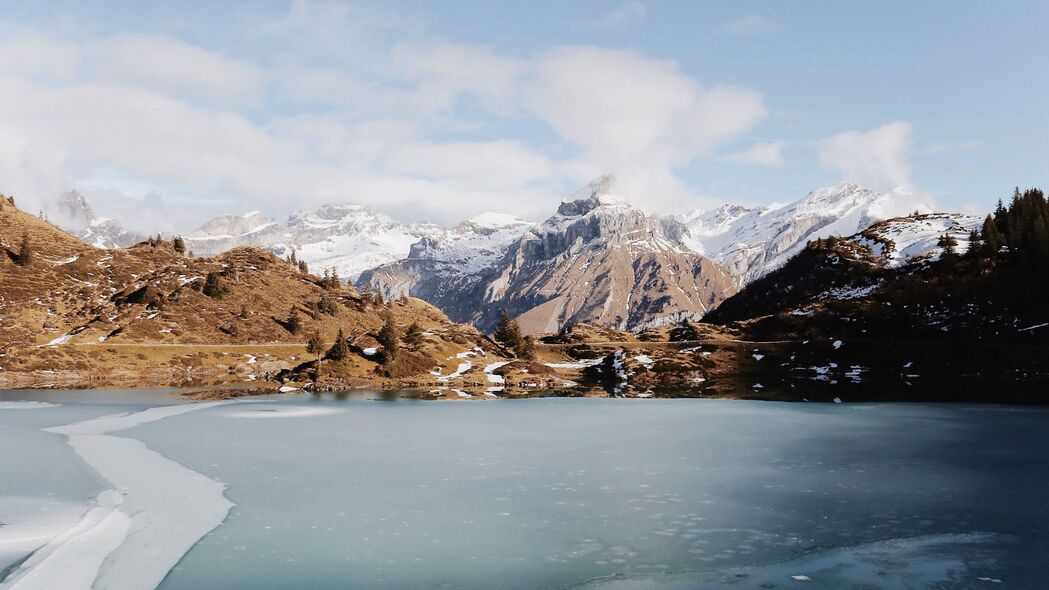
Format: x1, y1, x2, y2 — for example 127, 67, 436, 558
0, 204, 537, 390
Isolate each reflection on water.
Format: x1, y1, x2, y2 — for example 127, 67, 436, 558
2, 393, 1047, 589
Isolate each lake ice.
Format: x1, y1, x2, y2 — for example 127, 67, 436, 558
1, 392, 1047, 589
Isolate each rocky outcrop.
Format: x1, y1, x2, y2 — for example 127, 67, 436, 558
44, 190, 142, 248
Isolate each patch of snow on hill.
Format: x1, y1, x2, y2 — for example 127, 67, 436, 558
853, 213, 982, 267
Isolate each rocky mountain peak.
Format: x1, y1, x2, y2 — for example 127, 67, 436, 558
54, 190, 96, 229
555, 175, 632, 217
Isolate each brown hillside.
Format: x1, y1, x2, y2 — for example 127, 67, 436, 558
0, 201, 527, 390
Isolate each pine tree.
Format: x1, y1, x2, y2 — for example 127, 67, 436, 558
306, 331, 325, 356
493, 310, 523, 351
289, 250, 298, 267
965, 229, 983, 258
172, 236, 186, 255
326, 328, 349, 361
981, 215, 1003, 255
402, 322, 423, 349
15, 232, 32, 266
516, 335, 536, 360
202, 271, 228, 298
377, 314, 399, 364
316, 292, 337, 315
286, 308, 301, 334
937, 233, 958, 257
298, 260, 308, 274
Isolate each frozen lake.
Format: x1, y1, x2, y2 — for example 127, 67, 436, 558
2, 391, 1048, 589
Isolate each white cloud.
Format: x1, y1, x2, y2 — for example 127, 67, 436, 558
0, 22, 770, 227
0, 31, 80, 81
88, 34, 267, 105
584, 2, 648, 30
719, 14, 779, 36
526, 47, 766, 208
390, 41, 528, 116
387, 140, 553, 189
725, 140, 786, 167
819, 121, 914, 192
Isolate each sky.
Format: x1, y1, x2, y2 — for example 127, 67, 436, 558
0, 0, 1045, 230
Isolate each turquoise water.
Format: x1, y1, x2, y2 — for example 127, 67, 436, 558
2, 392, 1048, 589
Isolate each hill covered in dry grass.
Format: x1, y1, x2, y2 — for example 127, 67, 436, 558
0, 198, 539, 391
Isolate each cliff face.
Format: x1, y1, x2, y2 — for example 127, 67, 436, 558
472, 177, 737, 334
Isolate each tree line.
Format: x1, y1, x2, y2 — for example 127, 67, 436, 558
965, 187, 1049, 270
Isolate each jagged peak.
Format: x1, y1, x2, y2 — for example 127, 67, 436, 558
556, 175, 634, 217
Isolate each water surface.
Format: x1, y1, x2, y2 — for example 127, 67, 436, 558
2, 391, 1047, 588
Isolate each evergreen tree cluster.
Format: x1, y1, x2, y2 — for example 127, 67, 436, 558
285, 250, 309, 274
977, 187, 1049, 269
202, 271, 228, 298
401, 322, 424, 349
321, 267, 341, 289
314, 291, 338, 315
357, 282, 385, 306
493, 310, 536, 360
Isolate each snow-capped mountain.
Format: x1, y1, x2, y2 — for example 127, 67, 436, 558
185, 204, 439, 280
480, 176, 735, 333
44, 190, 142, 248
367, 176, 736, 333
360, 212, 536, 319
679, 182, 932, 283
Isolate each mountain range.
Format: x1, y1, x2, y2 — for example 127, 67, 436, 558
45, 176, 974, 334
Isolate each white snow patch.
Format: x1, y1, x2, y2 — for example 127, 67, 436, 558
633, 354, 655, 368
484, 361, 510, 384
46, 334, 72, 347
544, 358, 603, 370
436, 362, 472, 382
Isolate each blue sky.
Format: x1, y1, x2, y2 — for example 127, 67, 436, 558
0, 0, 1045, 229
